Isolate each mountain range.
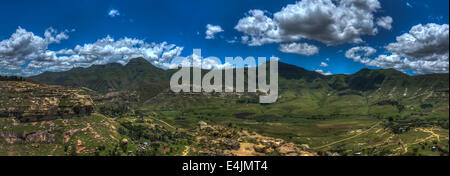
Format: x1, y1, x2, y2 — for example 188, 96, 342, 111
29, 57, 449, 117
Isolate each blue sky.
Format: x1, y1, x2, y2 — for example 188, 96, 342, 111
0, 0, 449, 76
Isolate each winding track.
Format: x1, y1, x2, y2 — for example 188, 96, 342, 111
314, 122, 381, 150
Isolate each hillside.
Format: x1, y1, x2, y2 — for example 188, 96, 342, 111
28, 58, 449, 119
0, 81, 94, 122
22, 58, 449, 156
30, 58, 173, 102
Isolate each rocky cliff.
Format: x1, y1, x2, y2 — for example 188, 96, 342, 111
0, 81, 94, 122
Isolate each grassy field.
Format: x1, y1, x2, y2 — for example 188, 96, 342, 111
139, 91, 449, 156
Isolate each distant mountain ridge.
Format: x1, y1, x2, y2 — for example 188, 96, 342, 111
29, 57, 449, 111
30, 58, 174, 101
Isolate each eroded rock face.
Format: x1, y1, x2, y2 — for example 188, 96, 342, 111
195, 124, 317, 156
0, 81, 94, 122
1, 130, 56, 144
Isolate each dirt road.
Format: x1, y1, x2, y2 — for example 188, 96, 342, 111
314, 122, 381, 150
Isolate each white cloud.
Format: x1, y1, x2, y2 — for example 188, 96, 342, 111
108, 9, 120, 17
376, 16, 393, 30
0, 27, 185, 76
345, 46, 377, 64
320, 62, 328, 67
54, 36, 183, 69
371, 54, 448, 74
235, 0, 390, 46
241, 36, 249, 43
234, 9, 282, 46
278, 42, 319, 56
406, 2, 413, 8
0, 27, 235, 76
345, 23, 449, 74
226, 36, 238, 44
205, 24, 224, 39
44, 27, 70, 43
0, 27, 70, 73
386, 23, 449, 60
315, 69, 332, 75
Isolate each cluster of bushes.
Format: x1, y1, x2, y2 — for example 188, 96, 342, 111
374, 100, 399, 106
116, 121, 193, 156
97, 103, 130, 117
420, 104, 433, 109
374, 100, 405, 113
384, 117, 449, 133
0, 76, 25, 81
407, 140, 449, 156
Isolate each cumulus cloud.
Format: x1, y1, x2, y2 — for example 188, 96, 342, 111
234, 9, 282, 46
0, 27, 185, 76
345, 23, 449, 74
320, 62, 328, 67
370, 54, 448, 74
315, 69, 332, 75
108, 9, 120, 17
386, 23, 449, 60
0, 27, 232, 76
376, 16, 393, 30
32, 36, 184, 71
205, 24, 224, 39
0, 27, 70, 72
235, 0, 390, 46
278, 42, 319, 56
345, 46, 377, 64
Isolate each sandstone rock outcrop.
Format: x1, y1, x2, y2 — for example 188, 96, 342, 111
0, 81, 94, 122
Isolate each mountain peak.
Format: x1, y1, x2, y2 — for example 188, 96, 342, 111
354, 68, 408, 78
126, 57, 151, 65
